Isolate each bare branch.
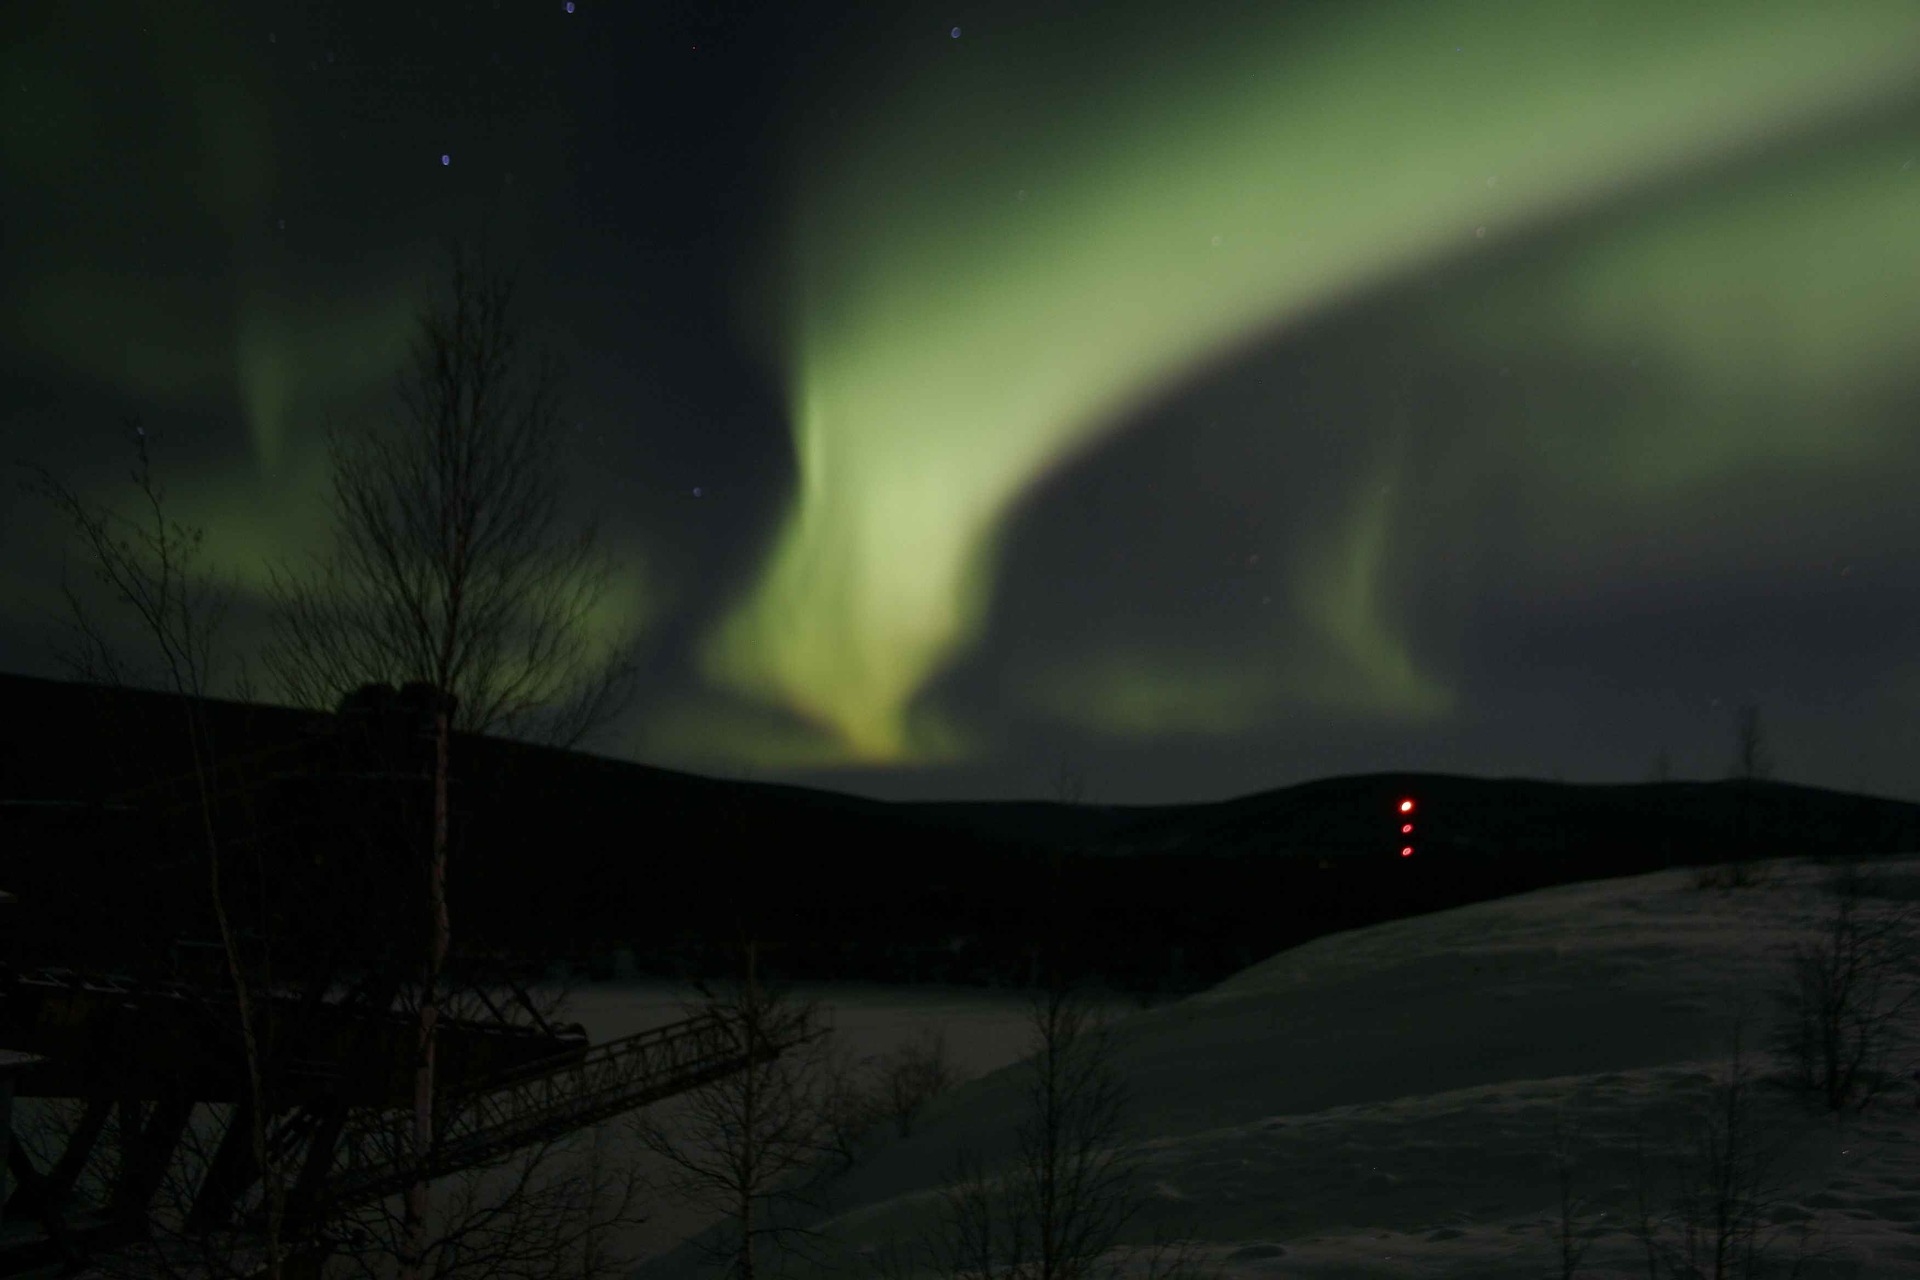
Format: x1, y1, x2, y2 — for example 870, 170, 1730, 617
261, 245, 638, 749
630, 939, 835, 1280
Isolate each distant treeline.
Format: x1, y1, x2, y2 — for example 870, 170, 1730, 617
5, 672, 1917, 995
528, 812, 1896, 994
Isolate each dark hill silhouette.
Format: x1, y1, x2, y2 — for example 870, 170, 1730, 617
4, 670, 1916, 992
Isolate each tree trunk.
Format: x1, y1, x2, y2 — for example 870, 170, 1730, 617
739, 1180, 754, 1280
401, 700, 452, 1280
740, 937, 756, 1280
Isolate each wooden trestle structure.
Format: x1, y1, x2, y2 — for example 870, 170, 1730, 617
0, 964, 820, 1278
0, 681, 827, 1275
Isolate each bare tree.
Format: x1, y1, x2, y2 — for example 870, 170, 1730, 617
1720, 705, 1774, 886
1624, 1124, 1671, 1280
1028, 762, 1094, 991
1647, 748, 1672, 784
813, 1043, 884, 1175
925, 1144, 1022, 1280
1048, 759, 1087, 807
260, 246, 637, 750
1615, 1010, 1834, 1279
811, 1027, 963, 1176
20, 425, 288, 1279
917, 984, 1135, 1280
403, 1124, 646, 1280
19, 422, 250, 702
1695, 706, 1777, 889
874, 1029, 963, 1140
1547, 1108, 1598, 1280
1663, 1016, 1825, 1279
880, 980, 1210, 1280
1730, 705, 1772, 784
259, 244, 639, 1280
632, 937, 833, 1280
1769, 858, 1918, 1113
1009, 984, 1135, 1280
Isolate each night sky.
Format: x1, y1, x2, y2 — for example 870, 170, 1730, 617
5, 1, 1920, 805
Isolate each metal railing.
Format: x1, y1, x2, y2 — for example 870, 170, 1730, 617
317, 1008, 824, 1212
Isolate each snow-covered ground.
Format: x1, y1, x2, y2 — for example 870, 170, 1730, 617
551, 979, 1115, 1266
629, 855, 1920, 1280
18, 855, 1920, 1277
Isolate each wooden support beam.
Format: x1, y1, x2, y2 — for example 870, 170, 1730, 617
187, 1100, 260, 1234
265, 1103, 322, 1169
282, 1098, 349, 1242
509, 980, 557, 1039
43, 1095, 110, 1205
113, 1095, 143, 1192
4, 1139, 78, 1271
110, 1095, 189, 1225
234, 1101, 336, 1237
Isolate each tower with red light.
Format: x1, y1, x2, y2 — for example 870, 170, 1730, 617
1397, 796, 1415, 857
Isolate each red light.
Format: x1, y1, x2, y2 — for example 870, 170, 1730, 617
1400, 846, 1413, 857
1398, 798, 1414, 813
1401, 823, 1413, 833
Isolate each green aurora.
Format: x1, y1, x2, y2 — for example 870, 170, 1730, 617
699, 0, 1920, 763
5, 2, 1919, 786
